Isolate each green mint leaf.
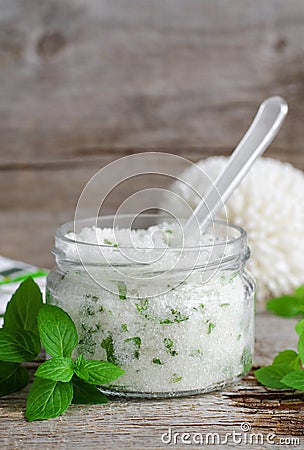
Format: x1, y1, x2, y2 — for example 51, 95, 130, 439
295, 318, 304, 336
266, 295, 304, 317
117, 281, 127, 300
297, 334, 304, 362
281, 370, 304, 390
35, 357, 74, 382
0, 329, 41, 362
101, 335, 117, 364
135, 298, 149, 313
170, 309, 188, 323
273, 350, 299, 368
72, 376, 108, 404
294, 285, 304, 299
207, 322, 216, 334
74, 359, 124, 385
38, 305, 78, 358
3, 277, 43, 335
0, 362, 28, 397
290, 355, 302, 370
121, 324, 128, 332
241, 347, 252, 372
75, 353, 85, 366
160, 309, 189, 324
164, 337, 178, 356
25, 378, 73, 421
125, 336, 141, 359
254, 364, 294, 389
152, 358, 163, 365
170, 373, 182, 383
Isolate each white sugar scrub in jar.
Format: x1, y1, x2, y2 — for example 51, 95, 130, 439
46, 214, 255, 397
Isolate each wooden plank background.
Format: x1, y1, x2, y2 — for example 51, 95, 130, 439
1, 0, 304, 267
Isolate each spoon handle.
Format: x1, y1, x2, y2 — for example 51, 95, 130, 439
183, 96, 288, 236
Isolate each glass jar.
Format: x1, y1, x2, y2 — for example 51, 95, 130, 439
46, 214, 255, 398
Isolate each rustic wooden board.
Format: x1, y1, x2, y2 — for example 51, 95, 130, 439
0, 313, 302, 449
0, 0, 304, 160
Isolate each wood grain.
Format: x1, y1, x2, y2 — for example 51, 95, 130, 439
0, 0, 304, 161
0, 313, 303, 449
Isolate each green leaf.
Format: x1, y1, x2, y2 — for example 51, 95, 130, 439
25, 378, 73, 421
38, 305, 78, 358
273, 350, 299, 368
101, 335, 117, 364
281, 370, 304, 390
3, 277, 43, 334
254, 364, 294, 389
0, 328, 41, 362
170, 373, 182, 383
266, 296, 304, 317
297, 334, 304, 362
135, 298, 149, 313
294, 285, 304, 299
121, 323, 128, 332
152, 358, 163, 365
117, 281, 127, 300
241, 347, 252, 372
290, 355, 302, 370
207, 322, 216, 334
35, 357, 74, 382
0, 362, 28, 397
295, 318, 304, 336
72, 376, 108, 404
160, 309, 189, 324
74, 358, 124, 385
164, 337, 178, 356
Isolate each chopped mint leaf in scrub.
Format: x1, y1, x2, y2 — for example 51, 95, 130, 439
152, 358, 163, 365
117, 281, 127, 300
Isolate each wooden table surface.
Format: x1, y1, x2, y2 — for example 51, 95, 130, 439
1, 313, 303, 449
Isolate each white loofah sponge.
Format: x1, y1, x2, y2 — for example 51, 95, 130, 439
166, 156, 304, 304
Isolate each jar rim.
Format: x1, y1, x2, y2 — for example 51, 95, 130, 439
55, 214, 247, 252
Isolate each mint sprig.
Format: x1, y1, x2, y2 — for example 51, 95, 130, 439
0, 328, 41, 362
0, 278, 124, 421
255, 292, 304, 390
0, 277, 42, 393
72, 376, 108, 404
35, 357, 75, 382
4, 276, 43, 334
26, 378, 74, 422
0, 362, 28, 396
266, 285, 304, 317
37, 304, 78, 358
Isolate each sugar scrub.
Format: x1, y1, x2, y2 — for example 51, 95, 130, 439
46, 215, 255, 397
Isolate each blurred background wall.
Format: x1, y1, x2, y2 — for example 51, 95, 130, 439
1, 0, 304, 267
